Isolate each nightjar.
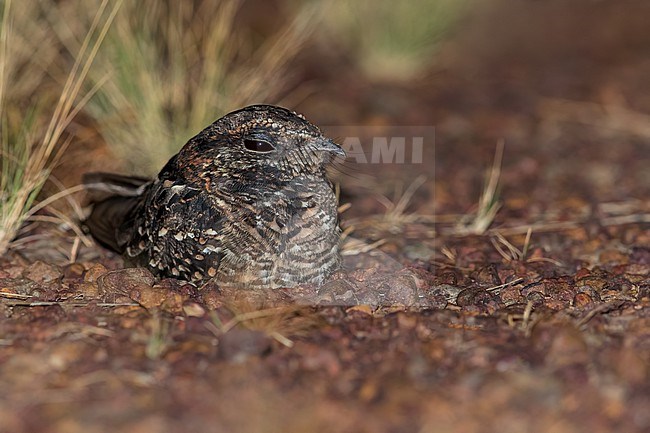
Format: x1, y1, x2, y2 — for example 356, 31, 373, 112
83, 105, 345, 289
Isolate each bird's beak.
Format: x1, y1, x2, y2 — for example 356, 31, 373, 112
313, 138, 346, 158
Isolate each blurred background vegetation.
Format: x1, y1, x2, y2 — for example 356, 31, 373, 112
2, 0, 650, 254
0, 0, 470, 252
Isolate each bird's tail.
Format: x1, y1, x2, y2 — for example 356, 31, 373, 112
82, 172, 151, 253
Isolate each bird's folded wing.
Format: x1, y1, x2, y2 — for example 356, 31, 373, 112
82, 172, 151, 253
82, 172, 152, 202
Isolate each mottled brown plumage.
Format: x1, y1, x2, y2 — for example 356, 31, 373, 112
84, 105, 344, 289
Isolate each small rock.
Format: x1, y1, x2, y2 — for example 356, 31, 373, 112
63, 263, 86, 279
472, 265, 501, 286
575, 275, 607, 291
396, 313, 418, 330
544, 298, 568, 311
576, 285, 601, 303
599, 249, 628, 265
161, 292, 184, 315
432, 284, 462, 305
533, 324, 589, 369
346, 305, 374, 315
130, 285, 169, 309
525, 291, 546, 307
84, 264, 108, 283
77, 282, 100, 299
47, 341, 87, 370
98, 268, 155, 297
542, 277, 576, 303
201, 285, 222, 310
629, 247, 650, 265
318, 278, 360, 306
572, 292, 593, 308
183, 302, 206, 317
358, 379, 381, 402
380, 271, 420, 306
456, 288, 487, 306
425, 287, 450, 309
614, 347, 647, 385
157, 278, 199, 299
218, 328, 271, 363
500, 283, 524, 305
434, 270, 461, 286
23, 261, 62, 283
297, 342, 341, 376
521, 281, 546, 296
624, 268, 648, 280
0, 278, 39, 296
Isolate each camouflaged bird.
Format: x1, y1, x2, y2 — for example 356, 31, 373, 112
84, 105, 345, 289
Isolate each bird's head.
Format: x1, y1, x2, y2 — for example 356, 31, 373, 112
171, 105, 345, 185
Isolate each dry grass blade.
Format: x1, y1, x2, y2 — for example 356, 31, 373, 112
350, 175, 428, 230
490, 232, 523, 262
383, 175, 428, 222
489, 228, 546, 265
521, 226, 533, 258
0, 292, 33, 300
219, 307, 297, 335
211, 299, 320, 348
485, 277, 525, 293
145, 312, 172, 360
505, 300, 537, 336
483, 213, 650, 238
490, 236, 517, 262
455, 139, 504, 235
0, 301, 138, 307
0, 0, 8, 107
0, 0, 122, 254
576, 301, 625, 329
341, 237, 387, 256
21, 214, 89, 245
24, 183, 87, 218
88, 0, 322, 174
440, 245, 457, 263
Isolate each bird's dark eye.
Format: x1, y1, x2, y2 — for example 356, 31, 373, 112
243, 139, 275, 153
